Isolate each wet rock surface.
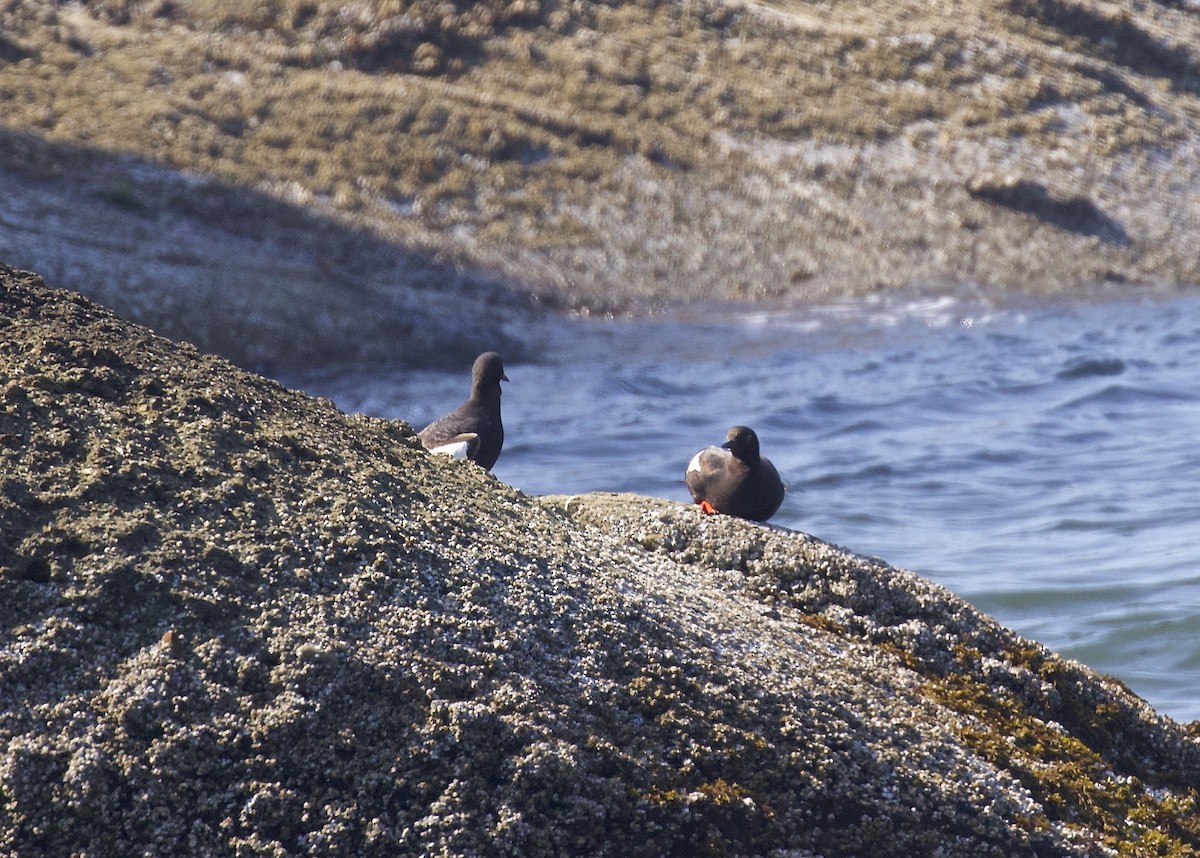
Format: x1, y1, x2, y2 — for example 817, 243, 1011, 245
2, 264, 1198, 855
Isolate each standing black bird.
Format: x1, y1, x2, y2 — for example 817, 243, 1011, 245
417, 352, 508, 471
685, 425, 785, 522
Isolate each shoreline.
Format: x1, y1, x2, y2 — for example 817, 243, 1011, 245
4, 147, 1197, 378
4, 0, 1200, 371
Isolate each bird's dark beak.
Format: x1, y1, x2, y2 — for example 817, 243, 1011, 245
721, 440, 734, 450
502, 373, 509, 382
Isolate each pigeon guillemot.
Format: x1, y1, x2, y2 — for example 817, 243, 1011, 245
685, 425, 785, 522
417, 352, 507, 471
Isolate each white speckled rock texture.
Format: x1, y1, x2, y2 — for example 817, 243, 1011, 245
2, 264, 1198, 856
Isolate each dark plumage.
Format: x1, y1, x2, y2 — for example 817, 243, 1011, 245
417, 352, 507, 470
685, 425, 785, 522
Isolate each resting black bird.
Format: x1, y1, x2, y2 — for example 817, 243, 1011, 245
685, 425, 785, 522
417, 352, 507, 471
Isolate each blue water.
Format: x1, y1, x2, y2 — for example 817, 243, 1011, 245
290, 290, 1200, 723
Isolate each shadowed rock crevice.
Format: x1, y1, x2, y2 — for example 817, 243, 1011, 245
967, 176, 1130, 244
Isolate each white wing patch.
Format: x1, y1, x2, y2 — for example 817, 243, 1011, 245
428, 432, 480, 460
430, 440, 473, 459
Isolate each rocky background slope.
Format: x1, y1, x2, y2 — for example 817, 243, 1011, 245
3, 264, 1199, 854
2, 0, 1199, 369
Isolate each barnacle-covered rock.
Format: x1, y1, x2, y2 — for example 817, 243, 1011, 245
2, 264, 1198, 856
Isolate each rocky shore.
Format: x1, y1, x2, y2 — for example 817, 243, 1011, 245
2, 1, 1199, 371
3, 263, 1199, 855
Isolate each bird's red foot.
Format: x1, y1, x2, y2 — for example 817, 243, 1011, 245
698, 500, 718, 515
